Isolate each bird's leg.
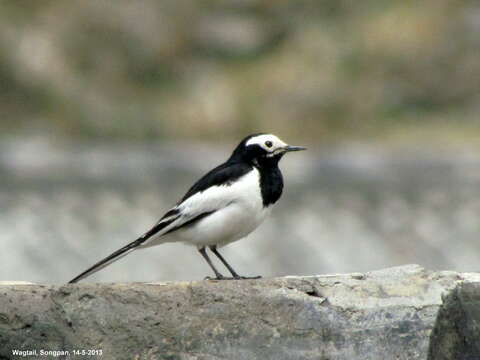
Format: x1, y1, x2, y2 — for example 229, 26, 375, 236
209, 245, 261, 280
198, 247, 226, 280
209, 245, 240, 279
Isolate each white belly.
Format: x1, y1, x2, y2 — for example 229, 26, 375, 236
176, 201, 270, 247
175, 169, 271, 247
144, 168, 272, 248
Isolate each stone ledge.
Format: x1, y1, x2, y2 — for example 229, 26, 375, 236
1, 265, 479, 360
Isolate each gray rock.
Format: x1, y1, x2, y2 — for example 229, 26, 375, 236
0, 265, 479, 360
429, 279, 480, 360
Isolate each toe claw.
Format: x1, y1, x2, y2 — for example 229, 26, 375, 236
204, 276, 222, 280
235, 275, 262, 280
205, 274, 262, 281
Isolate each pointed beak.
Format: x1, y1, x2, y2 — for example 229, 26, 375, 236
284, 145, 307, 152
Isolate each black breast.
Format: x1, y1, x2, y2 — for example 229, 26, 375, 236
258, 166, 284, 207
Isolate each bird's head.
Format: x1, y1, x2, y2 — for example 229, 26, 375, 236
229, 133, 306, 166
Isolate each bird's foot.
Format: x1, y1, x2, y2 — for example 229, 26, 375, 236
235, 275, 262, 280
204, 275, 262, 281
205, 275, 236, 281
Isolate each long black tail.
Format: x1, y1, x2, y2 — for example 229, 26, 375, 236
68, 209, 180, 283
68, 237, 146, 283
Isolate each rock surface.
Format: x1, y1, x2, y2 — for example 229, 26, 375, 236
1, 265, 479, 360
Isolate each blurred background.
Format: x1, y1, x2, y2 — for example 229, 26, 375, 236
1, 0, 480, 283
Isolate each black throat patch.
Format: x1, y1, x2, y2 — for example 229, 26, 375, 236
257, 165, 284, 207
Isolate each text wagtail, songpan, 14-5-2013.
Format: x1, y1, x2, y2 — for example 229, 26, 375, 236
69, 134, 306, 283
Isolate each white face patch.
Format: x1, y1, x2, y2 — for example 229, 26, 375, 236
245, 134, 288, 156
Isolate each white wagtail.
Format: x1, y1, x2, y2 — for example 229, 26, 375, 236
69, 133, 305, 283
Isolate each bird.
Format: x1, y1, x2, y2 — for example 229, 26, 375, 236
68, 133, 306, 283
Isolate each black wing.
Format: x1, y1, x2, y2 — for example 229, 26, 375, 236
179, 160, 252, 203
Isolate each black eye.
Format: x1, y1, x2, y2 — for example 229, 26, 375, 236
265, 141, 273, 148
